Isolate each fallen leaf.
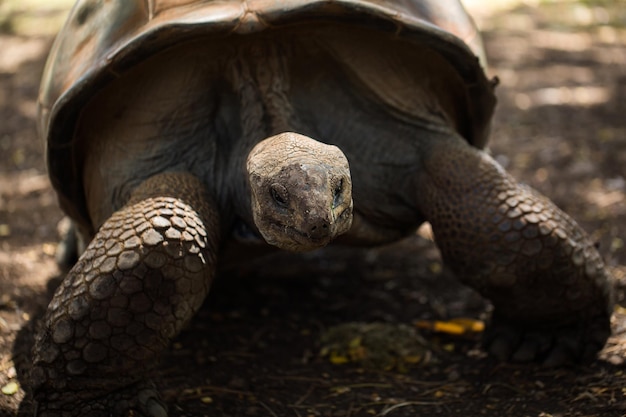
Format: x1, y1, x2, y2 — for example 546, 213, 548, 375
414, 318, 484, 335
2, 381, 19, 395
329, 352, 349, 365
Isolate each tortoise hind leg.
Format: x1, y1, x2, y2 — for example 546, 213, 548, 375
31, 172, 220, 417
414, 133, 614, 365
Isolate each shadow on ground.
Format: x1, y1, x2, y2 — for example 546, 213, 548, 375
1, 1, 625, 416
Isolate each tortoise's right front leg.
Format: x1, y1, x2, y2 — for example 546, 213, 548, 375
413, 134, 614, 366
31, 172, 220, 417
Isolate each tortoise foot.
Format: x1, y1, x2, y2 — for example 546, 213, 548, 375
112, 380, 168, 417
34, 379, 167, 417
484, 312, 611, 366
108, 379, 168, 417
416, 137, 614, 365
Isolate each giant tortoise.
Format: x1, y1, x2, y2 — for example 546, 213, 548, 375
33, 0, 614, 415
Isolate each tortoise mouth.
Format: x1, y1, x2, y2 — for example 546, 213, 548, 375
265, 205, 353, 251
268, 221, 333, 250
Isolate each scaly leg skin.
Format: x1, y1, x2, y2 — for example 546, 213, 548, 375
31, 172, 220, 416
416, 133, 614, 366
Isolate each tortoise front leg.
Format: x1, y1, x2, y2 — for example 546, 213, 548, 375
31, 172, 220, 417
415, 134, 614, 365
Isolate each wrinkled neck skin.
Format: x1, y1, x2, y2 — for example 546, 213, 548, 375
228, 40, 353, 251
245, 132, 353, 252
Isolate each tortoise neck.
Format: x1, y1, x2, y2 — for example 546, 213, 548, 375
230, 40, 297, 140
228, 40, 301, 232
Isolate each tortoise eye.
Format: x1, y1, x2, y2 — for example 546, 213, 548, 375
333, 178, 343, 208
270, 183, 289, 208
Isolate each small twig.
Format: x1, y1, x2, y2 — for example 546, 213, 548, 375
259, 401, 279, 417
267, 375, 327, 383
342, 383, 393, 389
419, 383, 458, 397
220, 351, 257, 358
379, 401, 440, 416
289, 403, 333, 409
401, 378, 452, 387
173, 385, 252, 399
347, 402, 355, 417
294, 384, 316, 406
573, 391, 600, 403
482, 382, 528, 396
601, 343, 625, 354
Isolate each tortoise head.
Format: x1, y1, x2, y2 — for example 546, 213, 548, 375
247, 132, 353, 252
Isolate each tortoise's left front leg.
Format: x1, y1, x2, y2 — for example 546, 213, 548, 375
31, 172, 220, 416
414, 134, 614, 365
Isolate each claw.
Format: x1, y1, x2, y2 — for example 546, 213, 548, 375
485, 322, 520, 361
511, 332, 551, 363
138, 389, 168, 417
144, 399, 168, 417
488, 336, 516, 361
542, 346, 572, 367
544, 331, 580, 366
511, 339, 539, 363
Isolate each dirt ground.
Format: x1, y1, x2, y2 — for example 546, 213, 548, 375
1, 1, 625, 416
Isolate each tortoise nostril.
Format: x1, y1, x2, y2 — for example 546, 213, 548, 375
309, 220, 331, 239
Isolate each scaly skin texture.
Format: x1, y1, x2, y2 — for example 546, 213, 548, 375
32, 172, 220, 417
416, 133, 613, 365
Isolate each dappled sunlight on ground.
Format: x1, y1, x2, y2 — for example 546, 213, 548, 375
0, 0, 74, 36
0, 1, 625, 416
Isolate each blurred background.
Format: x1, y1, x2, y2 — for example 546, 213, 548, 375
0, 0, 625, 416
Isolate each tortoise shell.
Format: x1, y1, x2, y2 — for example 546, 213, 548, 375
38, 0, 496, 230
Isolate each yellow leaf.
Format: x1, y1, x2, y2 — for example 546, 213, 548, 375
349, 346, 367, 361
2, 381, 19, 395
329, 352, 349, 364
443, 343, 455, 352
414, 318, 484, 335
200, 396, 213, 404
449, 318, 485, 332
348, 337, 362, 348
433, 321, 466, 335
